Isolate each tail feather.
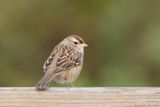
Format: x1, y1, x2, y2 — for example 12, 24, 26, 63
36, 72, 55, 91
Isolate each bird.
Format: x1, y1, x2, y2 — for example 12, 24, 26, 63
36, 35, 88, 91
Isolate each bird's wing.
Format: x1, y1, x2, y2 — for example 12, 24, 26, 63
55, 45, 82, 73
43, 45, 60, 72
43, 44, 82, 73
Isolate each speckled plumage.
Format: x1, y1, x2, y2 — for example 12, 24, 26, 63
36, 35, 87, 90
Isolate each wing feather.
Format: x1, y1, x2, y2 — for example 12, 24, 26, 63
43, 44, 82, 73
43, 45, 59, 72
55, 45, 82, 72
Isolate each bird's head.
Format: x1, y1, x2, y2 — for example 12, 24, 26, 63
61, 35, 88, 52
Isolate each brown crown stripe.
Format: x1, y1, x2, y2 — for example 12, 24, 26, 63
71, 35, 84, 44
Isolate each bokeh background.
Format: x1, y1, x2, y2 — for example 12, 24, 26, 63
0, 0, 160, 87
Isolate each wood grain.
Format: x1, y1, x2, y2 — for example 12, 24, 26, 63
0, 87, 160, 107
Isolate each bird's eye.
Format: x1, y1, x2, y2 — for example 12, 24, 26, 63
74, 42, 78, 45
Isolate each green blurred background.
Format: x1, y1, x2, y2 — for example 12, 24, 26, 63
0, 0, 160, 87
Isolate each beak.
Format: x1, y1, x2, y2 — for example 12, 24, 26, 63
82, 43, 88, 47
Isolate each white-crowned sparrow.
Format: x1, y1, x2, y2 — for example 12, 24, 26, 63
36, 35, 88, 90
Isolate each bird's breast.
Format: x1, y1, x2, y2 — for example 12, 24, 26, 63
54, 65, 83, 84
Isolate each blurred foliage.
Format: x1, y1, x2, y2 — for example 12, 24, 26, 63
0, 0, 160, 86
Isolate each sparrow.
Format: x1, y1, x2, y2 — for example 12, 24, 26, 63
36, 35, 88, 90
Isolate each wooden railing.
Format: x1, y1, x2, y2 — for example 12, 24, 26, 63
0, 87, 159, 107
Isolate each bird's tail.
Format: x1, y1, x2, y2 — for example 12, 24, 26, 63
36, 72, 55, 91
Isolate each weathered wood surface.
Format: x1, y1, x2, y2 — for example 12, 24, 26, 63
0, 87, 160, 107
